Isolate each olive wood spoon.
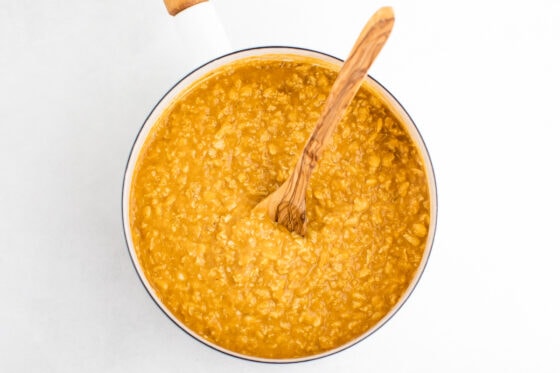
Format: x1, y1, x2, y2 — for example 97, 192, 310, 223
256, 6, 395, 236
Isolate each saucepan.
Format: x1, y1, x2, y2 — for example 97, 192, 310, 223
122, 0, 437, 363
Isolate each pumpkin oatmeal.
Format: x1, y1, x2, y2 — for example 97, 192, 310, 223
129, 55, 431, 359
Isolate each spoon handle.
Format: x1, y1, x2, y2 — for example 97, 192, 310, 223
278, 7, 395, 221
304, 7, 394, 162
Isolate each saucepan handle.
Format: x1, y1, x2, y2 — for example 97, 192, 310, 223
163, 0, 231, 70
163, 0, 207, 15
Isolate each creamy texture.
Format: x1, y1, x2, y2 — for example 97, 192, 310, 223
130, 55, 430, 359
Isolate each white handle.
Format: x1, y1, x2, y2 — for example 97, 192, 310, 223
170, 1, 232, 70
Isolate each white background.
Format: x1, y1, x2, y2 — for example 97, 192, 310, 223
1, 0, 559, 371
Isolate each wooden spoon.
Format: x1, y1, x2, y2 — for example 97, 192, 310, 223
256, 6, 395, 236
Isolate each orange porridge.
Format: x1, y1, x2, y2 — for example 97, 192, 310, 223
129, 55, 430, 359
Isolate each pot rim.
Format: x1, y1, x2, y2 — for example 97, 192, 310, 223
121, 45, 438, 364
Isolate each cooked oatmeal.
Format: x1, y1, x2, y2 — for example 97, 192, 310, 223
129, 55, 430, 359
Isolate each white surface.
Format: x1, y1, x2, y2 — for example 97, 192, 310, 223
1, 0, 559, 371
